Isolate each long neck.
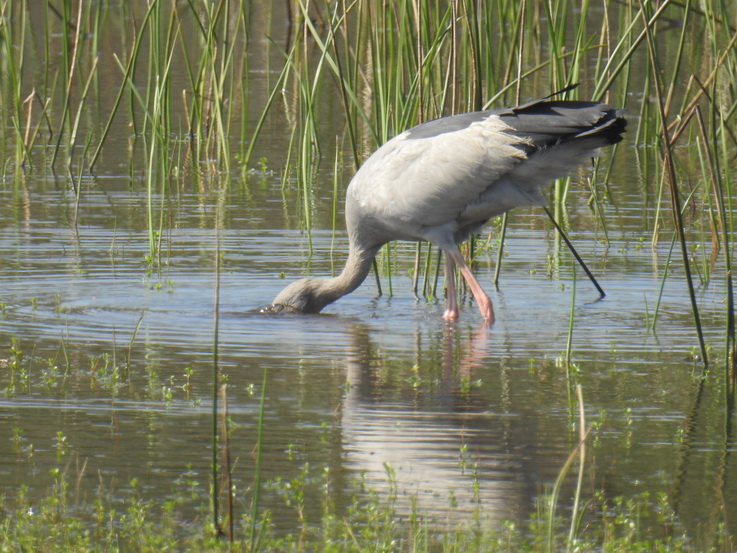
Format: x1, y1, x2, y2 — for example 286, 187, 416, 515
315, 244, 379, 309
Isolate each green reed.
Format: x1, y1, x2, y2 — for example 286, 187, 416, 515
697, 106, 736, 379
544, 385, 588, 553
49, 0, 77, 168
179, 0, 248, 172
248, 368, 268, 552
211, 207, 222, 536
0, 0, 31, 170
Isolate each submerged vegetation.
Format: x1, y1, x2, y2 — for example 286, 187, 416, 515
1, 0, 737, 551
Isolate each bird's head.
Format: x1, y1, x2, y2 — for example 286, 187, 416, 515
267, 278, 326, 314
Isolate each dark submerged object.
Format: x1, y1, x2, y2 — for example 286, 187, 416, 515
270, 95, 626, 322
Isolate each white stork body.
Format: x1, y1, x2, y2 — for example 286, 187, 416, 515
271, 98, 626, 322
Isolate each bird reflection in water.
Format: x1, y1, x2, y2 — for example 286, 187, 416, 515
338, 322, 543, 524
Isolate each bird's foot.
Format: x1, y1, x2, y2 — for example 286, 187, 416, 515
477, 298, 495, 324
442, 308, 460, 322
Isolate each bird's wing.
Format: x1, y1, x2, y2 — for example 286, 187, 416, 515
347, 101, 625, 243
349, 113, 530, 234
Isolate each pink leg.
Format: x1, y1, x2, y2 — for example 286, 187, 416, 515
443, 255, 459, 321
446, 247, 495, 323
